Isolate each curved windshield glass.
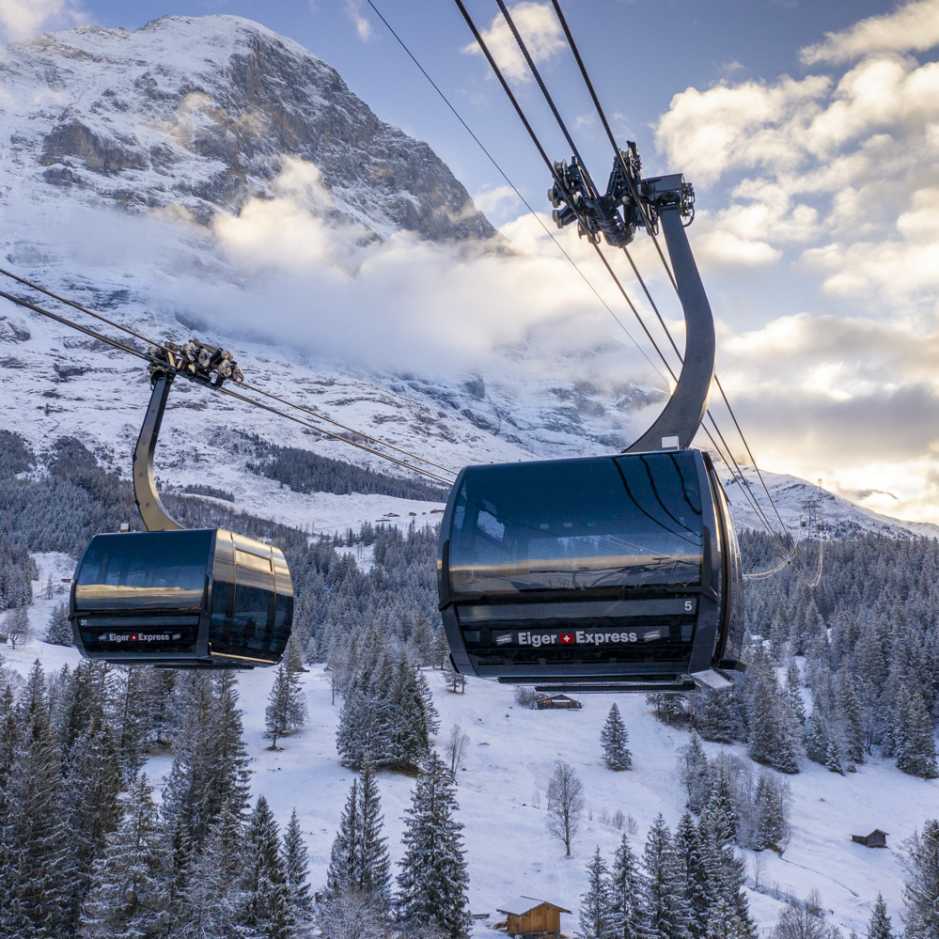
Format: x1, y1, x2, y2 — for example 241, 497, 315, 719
74, 531, 213, 611
447, 453, 704, 597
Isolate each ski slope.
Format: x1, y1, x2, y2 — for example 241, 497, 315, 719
5, 556, 937, 937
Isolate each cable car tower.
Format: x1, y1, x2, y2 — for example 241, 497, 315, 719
437, 144, 744, 694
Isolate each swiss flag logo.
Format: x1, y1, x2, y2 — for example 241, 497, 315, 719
559, 632, 575, 645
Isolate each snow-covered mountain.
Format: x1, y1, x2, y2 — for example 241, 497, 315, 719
0, 13, 932, 545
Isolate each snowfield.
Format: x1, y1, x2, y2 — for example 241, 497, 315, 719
6, 555, 937, 938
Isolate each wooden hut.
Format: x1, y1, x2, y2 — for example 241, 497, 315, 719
535, 693, 582, 710
497, 897, 571, 939
851, 829, 888, 848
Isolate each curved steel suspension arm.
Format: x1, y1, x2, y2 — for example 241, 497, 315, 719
133, 369, 183, 532
625, 197, 715, 453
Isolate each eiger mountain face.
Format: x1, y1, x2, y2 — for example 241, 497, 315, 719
4, 15, 493, 239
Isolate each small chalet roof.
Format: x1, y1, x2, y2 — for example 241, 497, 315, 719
497, 896, 572, 916
542, 693, 579, 703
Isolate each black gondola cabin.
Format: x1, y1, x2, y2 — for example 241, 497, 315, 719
437, 448, 743, 691
70, 528, 293, 668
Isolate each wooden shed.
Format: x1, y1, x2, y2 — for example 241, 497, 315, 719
535, 693, 582, 710
851, 829, 888, 848
497, 897, 571, 939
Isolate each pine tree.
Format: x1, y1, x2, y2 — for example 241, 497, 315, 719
239, 796, 292, 939
3, 661, 70, 936
60, 716, 124, 932
81, 774, 170, 938
112, 667, 147, 782
701, 763, 737, 847
753, 773, 788, 852
601, 704, 632, 771
866, 893, 893, 939
358, 762, 392, 909
579, 846, 614, 939
675, 812, 709, 938
894, 690, 938, 779
45, 601, 73, 645
396, 751, 471, 939
696, 688, 738, 743
266, 661, 298, 750
283, 809, 314, 927
902, 819, 939, 939
680, 733, 710, 814
326, 778, 360, 899
704, 897, 749, 939
207, 671, 252, 826
608, 832, 646, 939
390, 658, 432, 770
285, 627, 308, 674
642, 813, 690, 939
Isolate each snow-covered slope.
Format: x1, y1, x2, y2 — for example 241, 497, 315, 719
725, 468, 939, 541
5, 557, 936, 938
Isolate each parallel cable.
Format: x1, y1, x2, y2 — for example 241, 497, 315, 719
455, 0, 781, 539
0, 286, 454, 486
545, 0, 790, 538
0, 268, 457, 481
365, 0, 663, 380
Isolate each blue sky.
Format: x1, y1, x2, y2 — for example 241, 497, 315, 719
3, 0, 939, 522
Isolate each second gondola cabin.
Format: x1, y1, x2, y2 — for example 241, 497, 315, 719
70, 528, 293, 668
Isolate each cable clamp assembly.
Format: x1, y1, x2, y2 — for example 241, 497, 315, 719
548, 142, 696, 246
149, 340, 244, 388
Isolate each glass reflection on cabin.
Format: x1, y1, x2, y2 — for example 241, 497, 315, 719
447, 452, 704, 597
74, 530, 212, 610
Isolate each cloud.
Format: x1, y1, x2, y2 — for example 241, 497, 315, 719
471, 184, 522, 222
0, 0, 87, 42
344, 0, 371, 42
462, 2, 564, 83
801, 0, 939, 65
655, 76, 830, 185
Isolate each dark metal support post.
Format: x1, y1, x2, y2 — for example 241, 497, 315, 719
625, 199, 715, 453
133, 369, 182, 532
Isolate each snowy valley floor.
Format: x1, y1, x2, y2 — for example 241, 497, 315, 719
6, 553, 938, 937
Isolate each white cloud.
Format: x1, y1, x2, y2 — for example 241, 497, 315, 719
655, 76, 830, 184
0, 0, 87, 42
344, 0, 371, 42
471, 184, 521, 220
462, 2, 564, 83
801, 0, 939, 65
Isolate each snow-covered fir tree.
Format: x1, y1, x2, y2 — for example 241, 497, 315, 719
608, 831, 646, 939
80, 773, 170, 938
901, 819, 939, 939
395, 751, 471, 939
326, 762, 391, 912
601, 703, 632, 771
579, 846, 614, 939
893, 688, 938, 779
680, 732, 711, 814
266, 660, 305, 749
239, 795, 292, 939
642, 813, 690, 939
283, 809, 314, 928
866, 893, 894, 939
45, 600, 72, 645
